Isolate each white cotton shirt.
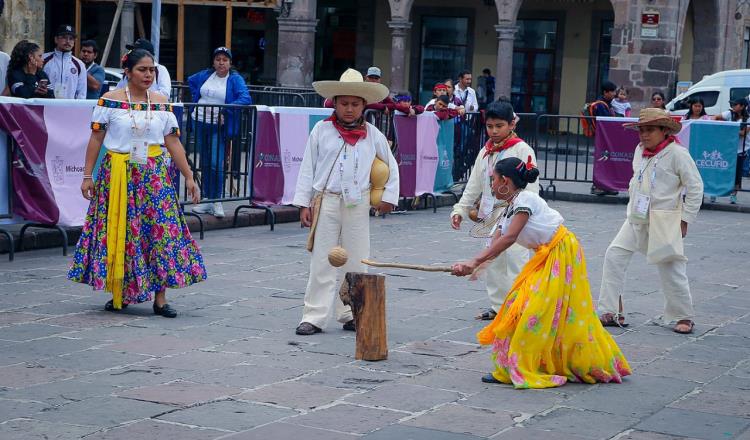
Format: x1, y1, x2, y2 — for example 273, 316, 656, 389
626, 142, 704, 224
499, 191, 564, 250
194, 72, 228, 122
292, 121, 400, 207
451, 140, 539, 220
42, 50, 87, 99
455, 85, 478, 112
91, 98, 181, 153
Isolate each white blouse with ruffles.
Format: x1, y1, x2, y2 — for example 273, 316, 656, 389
499, 191, 564, 249
91, 98, 181, 153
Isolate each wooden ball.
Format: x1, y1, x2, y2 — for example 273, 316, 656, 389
328, 246, 348, 267
468, 208, 479, 223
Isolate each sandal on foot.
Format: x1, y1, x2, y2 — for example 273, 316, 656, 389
673, 319, 694, 334
104, 300, 128, 312
599, 313, 629, 328
476, 309, 497, 321
481, 373, 502, 384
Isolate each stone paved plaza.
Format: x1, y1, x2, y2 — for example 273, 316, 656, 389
1, 200, 750, 439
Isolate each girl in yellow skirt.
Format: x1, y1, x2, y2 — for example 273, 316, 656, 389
451, 157, 631, 389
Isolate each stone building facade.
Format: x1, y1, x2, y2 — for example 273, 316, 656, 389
3, 0, 750, 113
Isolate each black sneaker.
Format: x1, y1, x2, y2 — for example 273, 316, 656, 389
342, 320, 356, 331
153, 303, 177, 318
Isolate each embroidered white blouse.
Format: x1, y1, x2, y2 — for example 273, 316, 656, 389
499, 191, 564, 249
91, 98, 181, 153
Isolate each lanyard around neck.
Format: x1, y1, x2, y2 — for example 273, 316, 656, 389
125, 84, 152, 135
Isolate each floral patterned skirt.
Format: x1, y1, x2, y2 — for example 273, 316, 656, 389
68, 152, 207, 304
477, 227, 631, 389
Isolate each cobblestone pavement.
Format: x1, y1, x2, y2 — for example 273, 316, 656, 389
1, 201, 749, 440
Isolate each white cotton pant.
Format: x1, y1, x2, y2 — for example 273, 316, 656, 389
485, 244, 529, 312
300, 193, 369, 329
597, 220, 694, 323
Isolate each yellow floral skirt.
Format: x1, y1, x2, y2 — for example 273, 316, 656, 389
477, 226, 631, 389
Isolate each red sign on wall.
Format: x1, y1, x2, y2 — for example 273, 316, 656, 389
642, 12, 660, 26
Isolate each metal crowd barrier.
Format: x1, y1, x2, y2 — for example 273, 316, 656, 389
179, 103, 275, 237
169, 82, 323, 107
532, 115, 596, 198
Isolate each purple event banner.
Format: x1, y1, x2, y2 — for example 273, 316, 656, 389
593, 117, 640, 192
0, 99, 98, 226
252, 106, 332, 205
393, 113, 440, 197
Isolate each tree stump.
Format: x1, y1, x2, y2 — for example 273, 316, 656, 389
340, 272, 387, 361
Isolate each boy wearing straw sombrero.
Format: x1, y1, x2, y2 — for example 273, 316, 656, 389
292, 69, 400, 335
597, 108, 703, 334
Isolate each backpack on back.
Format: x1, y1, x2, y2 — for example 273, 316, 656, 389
580, 100, 607, 137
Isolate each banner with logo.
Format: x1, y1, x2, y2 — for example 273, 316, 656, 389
394, 113, 441, 197
252, 106, 333, 205
0, 98, 184, 226
433, 119, 455, 193
593, 117, 640, 191
686, 120, 739, 197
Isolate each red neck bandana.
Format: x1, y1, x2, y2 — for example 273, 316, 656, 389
643, 135, 677, 157
483, 134, 523, 158
326, 114, 367, 146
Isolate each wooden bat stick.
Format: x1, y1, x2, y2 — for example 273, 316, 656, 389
361, 259, 453, 272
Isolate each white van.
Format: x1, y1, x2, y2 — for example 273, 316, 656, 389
666, 69, 750, 116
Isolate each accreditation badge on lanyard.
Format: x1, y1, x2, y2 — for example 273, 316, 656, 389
126, 87, 152, 165
340, 146, 362, 207
632, 155, 658, 221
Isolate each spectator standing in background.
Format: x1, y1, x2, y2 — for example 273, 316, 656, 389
7, 40, 54, 99
612, 86, 632, 118
590, 80, 618, 196
115, 39, 172, 98
80, 40, 105, 100
188, 46, 252, 218
455, 70, 478, 112
713, 97, 749, 204
477, 68, 495, 110
651, 91, 667, 110
43, 24, 87, 99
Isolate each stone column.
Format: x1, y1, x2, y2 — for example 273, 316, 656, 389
494, 23, 517, 100
276, 0, 317, 87
608, 0, 689, 111
0, 0, 45, 53
387, 19, 411, 95
120, 0, 135, 56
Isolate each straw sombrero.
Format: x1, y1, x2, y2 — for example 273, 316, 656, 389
623, 108, 681, 134
313, 68, 389, 104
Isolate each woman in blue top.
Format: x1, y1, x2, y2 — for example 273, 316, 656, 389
188, 47, 251, 217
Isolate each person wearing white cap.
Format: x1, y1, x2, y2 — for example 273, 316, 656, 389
293, 68, 400, 335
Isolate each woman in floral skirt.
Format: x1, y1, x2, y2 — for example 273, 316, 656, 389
68, 49, 206, 318
451, 157, 631, 388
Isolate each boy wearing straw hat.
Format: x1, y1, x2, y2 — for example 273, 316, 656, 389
293, 69, 400, 335
597, 108, 703, 334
